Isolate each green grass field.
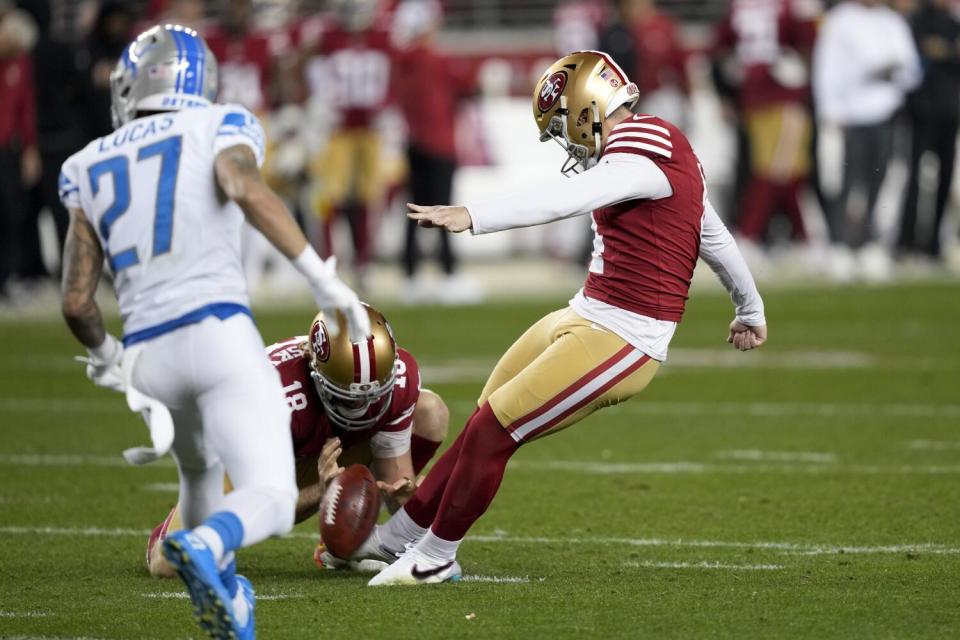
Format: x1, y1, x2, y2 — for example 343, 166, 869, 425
1, 280, 959, 639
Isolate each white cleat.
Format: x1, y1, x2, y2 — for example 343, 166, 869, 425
314, 526, 399, 572
367, 549, 462, 586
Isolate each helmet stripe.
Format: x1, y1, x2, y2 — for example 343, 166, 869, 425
169, 28, 184, 93
367, 339, 377, 382
573, 50, 628, 83
352, 343, 362, 383
180, 30, 198, 95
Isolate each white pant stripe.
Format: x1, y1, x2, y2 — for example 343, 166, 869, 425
511, 349, 646, 441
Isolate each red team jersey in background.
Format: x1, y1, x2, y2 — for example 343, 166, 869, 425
204, 27, 292, 113
393, 43, 472, 160
266, 340, 421, 459
713, 0, 818, 107
304, 23, 394, 129
631, 14, 689, 98
585, 114, 705, 322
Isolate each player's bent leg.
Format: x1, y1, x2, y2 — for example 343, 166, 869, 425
476, 308, 569, 408
410, 389, 449, 475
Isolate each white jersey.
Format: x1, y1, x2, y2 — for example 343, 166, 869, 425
59, 102, 266, 344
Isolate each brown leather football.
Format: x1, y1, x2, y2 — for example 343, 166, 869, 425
319, 464, 381, 558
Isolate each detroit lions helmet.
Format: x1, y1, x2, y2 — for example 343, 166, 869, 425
110, 24, 219, 130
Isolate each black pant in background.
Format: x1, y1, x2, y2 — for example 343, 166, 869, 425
0, 147, 27, 295
404, 145, 457, 278
831, 120, 894, 248
898, 115, 958, 259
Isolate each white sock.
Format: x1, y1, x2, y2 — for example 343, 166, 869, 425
416, 529, 462, 563
379, 508, 427, 552
219, 551, 235, 572
193, 525, 225, 564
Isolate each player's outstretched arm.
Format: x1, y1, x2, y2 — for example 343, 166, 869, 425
698, 198, 767, 351
214, 144, 370, 340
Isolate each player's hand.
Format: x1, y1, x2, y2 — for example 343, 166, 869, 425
377, 475, 422, 509
318, 437, 344, 488
310, 257, 371, 342
407, 204, 472, 233
75, 334, 125, 392
727, 319, 767, 352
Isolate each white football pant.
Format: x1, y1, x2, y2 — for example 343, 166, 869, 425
131, 314, 297, 547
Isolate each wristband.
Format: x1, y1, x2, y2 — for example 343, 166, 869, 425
89, 334, 121, 362
292, 244, 328, 286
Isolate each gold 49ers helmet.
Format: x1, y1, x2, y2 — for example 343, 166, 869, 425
533, 51, 640, 175
306, 304, 398, 431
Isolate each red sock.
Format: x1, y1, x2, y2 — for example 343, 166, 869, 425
782, 179, 808, 241
402, 408, 478, 528
431, 402, 521, 541
410, 434, 442, 476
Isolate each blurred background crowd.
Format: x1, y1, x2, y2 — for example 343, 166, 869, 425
1, 0, 958, 310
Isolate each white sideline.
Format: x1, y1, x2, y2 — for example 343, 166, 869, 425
3, 525, 958, 557
626, 561, 783, 571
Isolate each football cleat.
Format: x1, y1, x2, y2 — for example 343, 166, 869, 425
367, 549, 462, 586
162, 531, 244, 639
232, 575, 255, 640
313, 528, 398, 572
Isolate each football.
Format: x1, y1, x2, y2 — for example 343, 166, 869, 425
319, 464, 381, 558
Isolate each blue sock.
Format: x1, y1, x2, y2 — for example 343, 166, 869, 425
203, 511, 245, 554
219, 554, 238, 598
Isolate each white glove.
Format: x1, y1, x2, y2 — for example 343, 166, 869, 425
309, 257, 371, 342
74, 334, 125, 392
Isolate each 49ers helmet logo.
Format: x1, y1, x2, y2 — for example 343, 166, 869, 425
537, 71, 568, 112
311, 320, 331, 363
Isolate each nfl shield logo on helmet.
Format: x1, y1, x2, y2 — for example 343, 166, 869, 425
537, 71, 568, 113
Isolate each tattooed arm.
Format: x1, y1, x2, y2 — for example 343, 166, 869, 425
214, 143, 370, 340
61, 208, 106, 349
214, 143, 309, 260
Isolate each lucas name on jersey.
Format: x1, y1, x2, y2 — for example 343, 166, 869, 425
96, 115, 175, 154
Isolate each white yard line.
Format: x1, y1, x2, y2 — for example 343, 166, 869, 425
906, 440, 960, 451
507, 459, 960, 475
141, 592, 301, 601
0, 611, 51, 618
0, 398, 125, 414
716, 449, 837, 463
625, 560, 783, 571
142, 482, 180, 492
446, 400, 960, 420
459, 575, 537, 584
4, 525, 952, 558
0, 454, 174, 468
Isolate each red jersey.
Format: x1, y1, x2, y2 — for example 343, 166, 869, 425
204, 27, 292, 113
306, 25, 393, 129
266, 339, 421, 459
713, 0, 819, 108
393, 43, 472, 159
584, 114, 705, 322
0, 54, 36, 148
631, 14, 689, 98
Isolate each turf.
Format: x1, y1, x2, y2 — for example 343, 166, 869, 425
1, 280, 959, 639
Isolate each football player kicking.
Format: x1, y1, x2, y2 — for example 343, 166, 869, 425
353, 51, 769, 585
145, 305, 449, 577
59, 25, 370, 637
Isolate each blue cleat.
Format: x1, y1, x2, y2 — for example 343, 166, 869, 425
162, 530, 243, 639
233, 575, 255, 640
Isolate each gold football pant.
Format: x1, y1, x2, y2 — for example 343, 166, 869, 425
479, 307, 660, 442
